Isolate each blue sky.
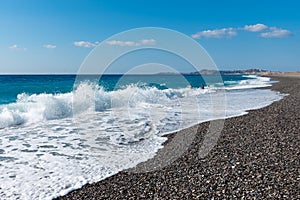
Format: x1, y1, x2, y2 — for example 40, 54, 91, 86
0, 0, 299, 73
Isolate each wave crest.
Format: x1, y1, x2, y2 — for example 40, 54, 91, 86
0, 82, 204, 129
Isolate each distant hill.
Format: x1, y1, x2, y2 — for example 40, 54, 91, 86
187, 68, 271, 75
154, 68, 272, 75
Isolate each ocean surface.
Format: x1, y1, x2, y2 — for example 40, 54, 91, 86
0, 74, 286, 199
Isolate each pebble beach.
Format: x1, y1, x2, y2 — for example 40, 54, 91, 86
57, 75, 299, 199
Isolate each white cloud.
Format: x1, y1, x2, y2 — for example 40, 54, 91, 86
260, 28, 292, 38
244, 23, 268, 32
43, 44, 56, 49
243, 24, 292, 38
74, 39, 156, 48
191, 28, 237, 39
9, 44, 27, 51
74, 41, 99, 48
140, 39, 156, 45
192, 24, 292, 39
106, 39, 156, 46
106, 40, 139, 46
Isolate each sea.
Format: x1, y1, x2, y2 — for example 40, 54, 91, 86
0, 74, 286, 199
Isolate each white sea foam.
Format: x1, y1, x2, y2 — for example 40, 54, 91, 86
0, 82, 208, 129
224, 75, 274, 90
0, 76, 287, 199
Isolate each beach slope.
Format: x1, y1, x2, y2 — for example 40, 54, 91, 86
57, 76, 299, 199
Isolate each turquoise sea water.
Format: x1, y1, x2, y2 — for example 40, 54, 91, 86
0, 74, 250, 105
0, 74, 285, 199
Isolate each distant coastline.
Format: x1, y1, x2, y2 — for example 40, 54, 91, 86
187, 68, 271, 75
157, 68, 300, 76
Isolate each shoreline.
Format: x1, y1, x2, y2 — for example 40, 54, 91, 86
57, 75, 299, 199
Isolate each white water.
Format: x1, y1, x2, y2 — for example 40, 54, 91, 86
0, 76, 286, 199
223, 75, 274, 90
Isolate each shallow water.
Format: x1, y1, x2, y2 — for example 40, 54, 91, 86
0, 75, 286, 199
